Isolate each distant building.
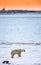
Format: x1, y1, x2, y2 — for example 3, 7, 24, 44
2, 8, 5, 11
1, 8, 6, 13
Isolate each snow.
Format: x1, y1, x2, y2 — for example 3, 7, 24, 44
0, 13, 41, 65
0, 44, 41, 65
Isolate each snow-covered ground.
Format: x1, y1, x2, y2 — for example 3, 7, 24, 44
0, 13, 41, 65
0, 44, 41, 65
0, 13, 41, 43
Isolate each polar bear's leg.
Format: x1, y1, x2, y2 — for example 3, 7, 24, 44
18, 53, 21, 57
11, 55, 13, 58
11, 54, 14, 58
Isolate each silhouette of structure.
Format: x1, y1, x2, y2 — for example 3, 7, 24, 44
0, 8, 41, 14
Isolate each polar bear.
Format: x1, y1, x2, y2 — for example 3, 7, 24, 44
11, 49, 25, 58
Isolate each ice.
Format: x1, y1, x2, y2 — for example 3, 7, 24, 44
0, 13, 41, 43
0, 13, 41, 65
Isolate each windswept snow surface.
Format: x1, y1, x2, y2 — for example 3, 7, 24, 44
0, 44, 41, 65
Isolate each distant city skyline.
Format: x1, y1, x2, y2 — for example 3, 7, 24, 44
0, 0, 41, 10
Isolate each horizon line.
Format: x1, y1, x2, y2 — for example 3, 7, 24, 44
0, 8, 41, 11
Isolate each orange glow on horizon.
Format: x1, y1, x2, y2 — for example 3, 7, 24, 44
0, 0, 41, 10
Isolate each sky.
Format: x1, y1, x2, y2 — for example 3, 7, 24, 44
0, 0, 41, 10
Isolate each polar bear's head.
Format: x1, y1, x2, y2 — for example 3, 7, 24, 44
22, 49, 25, 52
19, 49, 25, 52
